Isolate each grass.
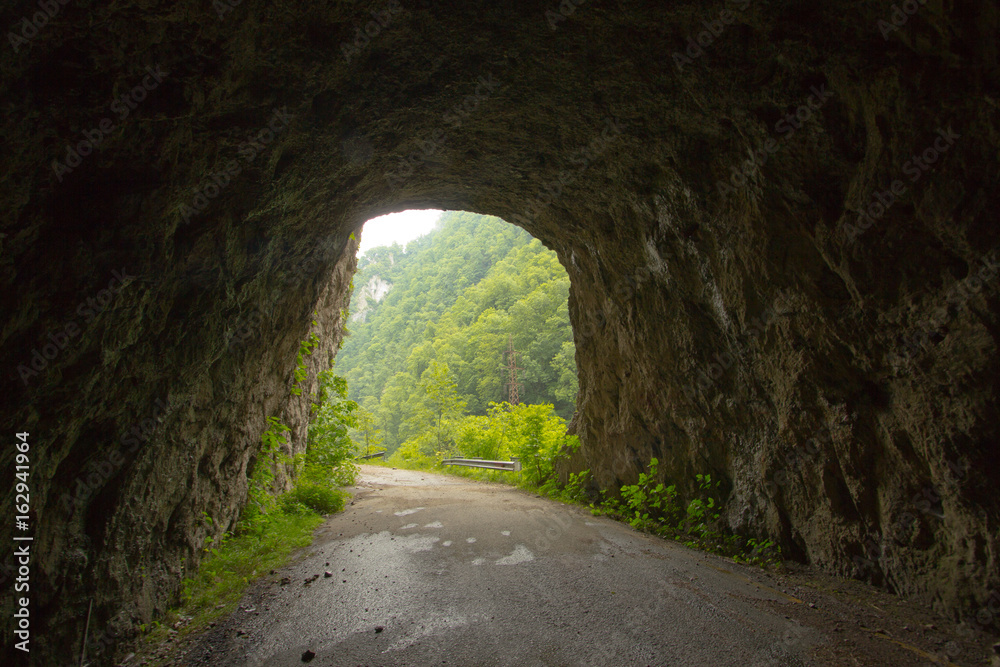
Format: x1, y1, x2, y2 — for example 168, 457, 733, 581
180, 512, 327, 619
136, 489, 349, 664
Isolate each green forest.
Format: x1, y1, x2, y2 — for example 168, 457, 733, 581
335, 210, 579, 460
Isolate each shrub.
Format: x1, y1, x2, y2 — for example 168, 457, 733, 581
306, 371, 360, 479
281, 483, 347, 515
330, 461, 360, 486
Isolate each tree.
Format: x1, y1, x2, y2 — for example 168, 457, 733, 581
379, 372, 416, 453
551, 340, 579, 413
415, 360, 466, 454
338, 210, 578, 422
353, 407, 384, 457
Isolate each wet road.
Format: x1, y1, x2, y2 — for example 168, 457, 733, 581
179, 466, 947, 666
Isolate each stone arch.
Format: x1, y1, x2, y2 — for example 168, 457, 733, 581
2, 0, 998, 661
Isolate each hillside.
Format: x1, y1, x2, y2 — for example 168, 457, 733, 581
337, 211, 577, 453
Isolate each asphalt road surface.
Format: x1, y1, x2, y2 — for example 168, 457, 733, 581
174, 466, 982, 666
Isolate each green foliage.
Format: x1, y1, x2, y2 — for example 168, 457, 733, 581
162, 509, 324, 645
540, 469, 592, 504
387, 401, 576, 491
505, 403, 574, 487
141, 374, 366, 659
352, 408, 384, 458
244, 417, 291, 523
682, 474, 723, 544
290, 329, 320, 395
280, 483, 348, 515
331, 461, 360, 486
409, 360, 466, 454
612, 458, 682, 533
589, 461, 782, 568
306, 370, 360, 485
387, 435, 439, 469
338, 211, 578, 455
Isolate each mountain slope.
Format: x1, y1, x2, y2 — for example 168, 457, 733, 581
337, 211, 577, 452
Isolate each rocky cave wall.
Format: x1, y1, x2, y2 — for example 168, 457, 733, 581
1, 0, 998, 662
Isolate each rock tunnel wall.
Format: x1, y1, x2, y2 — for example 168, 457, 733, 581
1, 0, 998, 661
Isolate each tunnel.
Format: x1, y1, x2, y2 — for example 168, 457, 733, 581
1, 0, 998, 662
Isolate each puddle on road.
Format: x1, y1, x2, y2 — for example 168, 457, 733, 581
394, 507, 426, 516
383, 613, 480, 654
404, 535, 440, 553
424, 521, 443, 528
495, 545, 534, 566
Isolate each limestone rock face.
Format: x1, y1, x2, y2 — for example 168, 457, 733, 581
1, 0, 998, 662
350, 274, 393, 323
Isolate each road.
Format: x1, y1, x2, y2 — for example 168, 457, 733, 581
172, 466, 979, 666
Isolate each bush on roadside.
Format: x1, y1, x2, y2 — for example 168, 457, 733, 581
280, 483, 348, 515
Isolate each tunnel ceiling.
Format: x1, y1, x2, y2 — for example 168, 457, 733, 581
2, 0, 999, 661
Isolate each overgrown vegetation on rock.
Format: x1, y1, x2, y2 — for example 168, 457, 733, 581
135, 368, 360, 662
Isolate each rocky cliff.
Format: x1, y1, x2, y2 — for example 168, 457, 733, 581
349, 274, 393, 324
1, 0, 997, 662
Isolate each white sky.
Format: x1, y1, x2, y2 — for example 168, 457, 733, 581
358, 209, 442, 256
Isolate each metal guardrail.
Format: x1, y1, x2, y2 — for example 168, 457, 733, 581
357, 451, 386, 461
441, 457, 522, 472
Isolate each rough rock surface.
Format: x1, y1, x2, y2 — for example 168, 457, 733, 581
0, 0, 997, 662
349, 274, 393, 324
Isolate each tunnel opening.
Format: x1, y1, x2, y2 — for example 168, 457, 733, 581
334, 207, 579, 466
79, 206, 588, 666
